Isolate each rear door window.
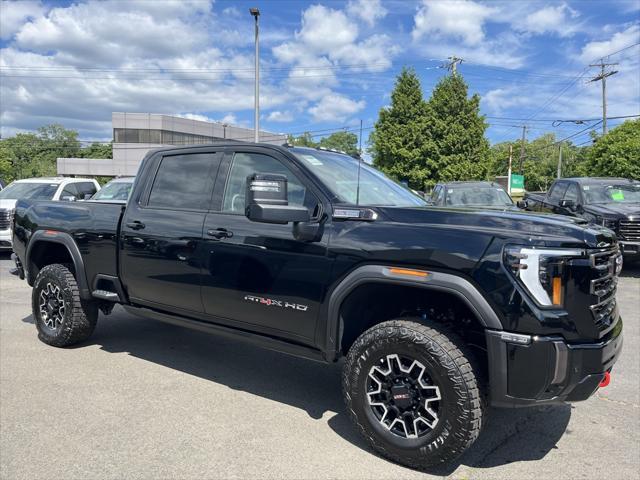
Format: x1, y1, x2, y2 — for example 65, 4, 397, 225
147, 153, 219, 211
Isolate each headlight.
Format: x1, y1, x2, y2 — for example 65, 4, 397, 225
8, 209, 15, 234
504, 246, 584, 307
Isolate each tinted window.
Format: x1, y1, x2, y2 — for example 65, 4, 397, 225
0, 182, 59, 200
148, 153, 217, 210
61, 183, 79, 199
76, 182, 97, 196
563, 183, 580, 203
222, 152, 314, 214
548, 182, 567, 203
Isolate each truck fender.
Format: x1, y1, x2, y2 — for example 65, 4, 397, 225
324, 265, 504, 360
26, 230, 92, 300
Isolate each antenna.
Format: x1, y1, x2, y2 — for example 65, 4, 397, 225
356, 119, 363, 206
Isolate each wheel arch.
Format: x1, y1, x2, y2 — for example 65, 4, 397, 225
26, 231, 91, 300
323, 265, 504, 361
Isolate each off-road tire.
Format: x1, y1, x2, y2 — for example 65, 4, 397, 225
32, 264, 98, 347
342, 318, 484, 470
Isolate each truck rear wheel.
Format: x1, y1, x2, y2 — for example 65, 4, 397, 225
32, 264, 98, 347
342, 319, 484, 470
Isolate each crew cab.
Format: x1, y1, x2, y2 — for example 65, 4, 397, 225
525, 178, 640, 259
429, 181, 522, 210
11, 144, 623, 470
0, 177, 99, 251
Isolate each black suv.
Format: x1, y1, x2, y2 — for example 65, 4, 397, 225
11, 144, 623, 470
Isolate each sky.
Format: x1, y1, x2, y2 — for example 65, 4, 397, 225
0, 0, 639, 147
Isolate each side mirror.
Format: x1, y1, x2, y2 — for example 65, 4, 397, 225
61, 195, 77, 202
245, 173, 310, 224
559, 199, 576, 210
83, 193, 94, 200
516, 200, 528, 209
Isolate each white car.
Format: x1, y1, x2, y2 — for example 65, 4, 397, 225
0, 177, 100, 251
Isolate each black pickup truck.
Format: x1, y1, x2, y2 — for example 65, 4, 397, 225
525, 177, 640, 259
11, 143, 623, 470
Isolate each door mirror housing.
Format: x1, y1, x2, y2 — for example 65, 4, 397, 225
516, 199, 528, 209
83, 193, 94, 200
559, 199, 576, 210
245, 173, 310, 224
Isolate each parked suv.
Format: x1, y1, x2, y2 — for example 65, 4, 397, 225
11, 145, 622, 469
0, 177, 99, 250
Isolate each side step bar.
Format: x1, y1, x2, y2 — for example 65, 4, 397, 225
92, 289, 120, 301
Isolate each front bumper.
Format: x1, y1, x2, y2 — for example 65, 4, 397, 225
487, 320, 623, 408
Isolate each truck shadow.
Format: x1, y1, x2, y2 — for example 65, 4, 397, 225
21, 305, 572, 473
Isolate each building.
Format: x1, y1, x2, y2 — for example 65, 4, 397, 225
57, 112, 287, 177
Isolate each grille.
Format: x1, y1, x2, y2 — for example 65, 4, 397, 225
589, 249, 621, 331
618, 220, 640, 241
0, 209, 11, 230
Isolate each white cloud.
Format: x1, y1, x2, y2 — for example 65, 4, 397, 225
347, 0, 388, 27
578, 24, 640, 63
513, 3, 580, 37
266, 111, 294, 122
0, 0, 46, 40
297, 5, 359, 51
412, 0, 497, 44
308, 94, 365, 122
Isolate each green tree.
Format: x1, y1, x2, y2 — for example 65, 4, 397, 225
370, 68, 432, 190
0, 124, 81, 181
487, 134, 594, 191
424, 74, 489, 185
583, 119, 640, 179
81, 142, 113, 159
287, 132, 317, 148
319, 131, 359, 156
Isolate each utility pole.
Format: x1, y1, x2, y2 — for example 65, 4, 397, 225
507, 144, 513, 194
518, 125, 527, 173
589, 60, 618, 135
557, 142, 563, 179
358, 119, 363, 156
444, 56, 463, 75
250, 8, 260, 143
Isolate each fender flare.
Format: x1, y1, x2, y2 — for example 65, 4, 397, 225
26, 230, 92, 299
323, 265, 504, 361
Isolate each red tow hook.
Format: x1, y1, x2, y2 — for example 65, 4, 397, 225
599, 371, 611, 388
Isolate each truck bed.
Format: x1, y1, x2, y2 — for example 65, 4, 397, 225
13, 199, 124, 283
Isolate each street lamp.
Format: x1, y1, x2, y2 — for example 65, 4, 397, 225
250, 7, 260, 143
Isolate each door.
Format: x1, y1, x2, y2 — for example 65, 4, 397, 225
201, 150, 332, 344
120, 151, 222, 313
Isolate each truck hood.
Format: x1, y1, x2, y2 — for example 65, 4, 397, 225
376, 205, 616, 249
0, 199, 17, 210
583, 203, 640, 220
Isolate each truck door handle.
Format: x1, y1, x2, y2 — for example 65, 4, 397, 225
207, 228, 233, 239
126, 221, 145, 230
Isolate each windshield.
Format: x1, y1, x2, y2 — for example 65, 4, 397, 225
445, 187, 514, 207
0, 182, 59, 200
583, 184, 640, 204
92, 180, 133, 201
291, 149, 426, 207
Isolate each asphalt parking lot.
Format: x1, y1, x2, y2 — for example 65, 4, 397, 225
0, 253, 638, 480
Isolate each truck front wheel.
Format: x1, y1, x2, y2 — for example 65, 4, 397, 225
32, 264, 98, 347
342, 319, 484, 470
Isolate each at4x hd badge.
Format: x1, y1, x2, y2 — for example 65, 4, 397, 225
244, 295, 309, 312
